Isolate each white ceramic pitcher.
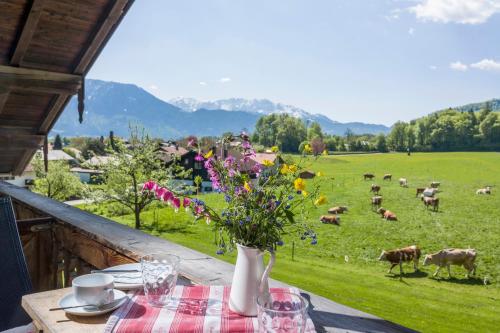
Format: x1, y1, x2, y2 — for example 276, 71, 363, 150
229, 244, 276, 316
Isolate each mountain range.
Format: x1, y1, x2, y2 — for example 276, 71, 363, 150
52, 79, 390, 138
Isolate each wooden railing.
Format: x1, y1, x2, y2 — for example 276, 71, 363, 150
0, 181, 415, 333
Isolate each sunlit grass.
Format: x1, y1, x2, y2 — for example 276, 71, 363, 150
79, 152, 500, 332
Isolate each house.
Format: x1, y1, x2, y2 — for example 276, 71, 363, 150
70, 167, 104, 184
1, 164, 35, 188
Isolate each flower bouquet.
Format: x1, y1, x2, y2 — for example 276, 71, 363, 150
142, 133, 325, 315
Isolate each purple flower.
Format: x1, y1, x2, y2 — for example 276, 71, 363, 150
251, 163, 263, 176
187, 137, 197, 147
183, 197, 191, 208
224, 195, 231, 202
224, 155, 236, 168
216, 249, 224, 255
311, 239, 318, 245
277, 240, 284, 246
194, 154, 204, 162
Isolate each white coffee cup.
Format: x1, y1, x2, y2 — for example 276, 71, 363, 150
72, 273, 114, 305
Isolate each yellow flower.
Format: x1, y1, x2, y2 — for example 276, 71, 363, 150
244, 181, 252, 192
271, 146, 279, 153
314, 195, 327, 206
294, 178, 306, 191
304, 144, 312, 154
302, 190, 308, 197
262, 159, 275, 167
204, 150, 213, 159
316, 171, 323, 177
280, 164, 290, 174
288, 164, 298, 172
322, 149, 328, 156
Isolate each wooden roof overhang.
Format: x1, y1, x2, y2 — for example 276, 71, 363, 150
0, 0, 134, 175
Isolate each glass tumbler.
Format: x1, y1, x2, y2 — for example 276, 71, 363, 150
141, 253, 180, 307
257, 291, 309, 333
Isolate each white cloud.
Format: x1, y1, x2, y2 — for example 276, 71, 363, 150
199, 81, 207, 86
410, 0, 500, 24
450, 61, 468, 71
429, 65, 438, 70
470, 58, 500, 71
384, 8, 401, 21
219, 77, 231, 83
149, 84, 159, 91
408, 27, 415, 35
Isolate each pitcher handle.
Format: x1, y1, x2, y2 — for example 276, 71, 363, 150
259, 249, 276, 294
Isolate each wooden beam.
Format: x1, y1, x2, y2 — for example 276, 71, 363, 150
74, 0, 130, 74
0, 88, 9, 116
0, 129, 44, 150
38, 94, 71, 133
0, 65, 82, 95
10, 0, 46, 66
13, 148, 38, 175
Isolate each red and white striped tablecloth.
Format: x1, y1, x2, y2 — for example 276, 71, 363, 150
104, 286, 316, 333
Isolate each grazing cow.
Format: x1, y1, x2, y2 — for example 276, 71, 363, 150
377, 207, 397, 221
415, 187, 425, 197
399, 178, 408, 187
422, 187, 438, 197
364, 173, 375, 180
421, 196, 439, 211
328, 206, 348, 214
383, 174, 392, 181
476, 186, 491, 195
370, 184, 381, 194
378, 245, 421, 277
423, 248, 477, 278
371, 196, 383, 210
430, 181, 440, 188
320, 215, 340, 225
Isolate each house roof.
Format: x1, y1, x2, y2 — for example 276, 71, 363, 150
86, 155, 114, 166
0, 0, 135, 175
44, 149, 75, 161
160, 143, 191, 163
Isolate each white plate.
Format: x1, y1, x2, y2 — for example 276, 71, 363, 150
58, 289, 128, 317
101, 263, 143, 290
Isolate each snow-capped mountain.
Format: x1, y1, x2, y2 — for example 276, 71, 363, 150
169, 97, 313, 119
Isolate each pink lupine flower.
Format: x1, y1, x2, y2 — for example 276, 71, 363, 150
162, 190, 173, 202
155, 187, 167, 200
194, 154, 204, 161
172, 197, 181, 211
183, 197, 191, 208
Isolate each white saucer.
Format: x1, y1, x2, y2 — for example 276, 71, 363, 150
59, 289, 128, 316
100, 263, 143, 290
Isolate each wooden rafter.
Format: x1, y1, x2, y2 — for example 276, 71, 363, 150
0, 129, 44, 150
0, 87, 9, 116
0, 65, 82, 95
10, 0, 46, 66
74, 0, 129, 74
38, 94, 71, 133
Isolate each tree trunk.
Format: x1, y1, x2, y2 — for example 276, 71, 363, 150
134, 206, 141, 229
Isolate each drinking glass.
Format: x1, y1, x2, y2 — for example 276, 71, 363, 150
257, 291, 309, 333
141, 253, 180, 307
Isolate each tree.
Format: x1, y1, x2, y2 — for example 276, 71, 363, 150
53, 134, 63, 150
479, 113, 500, 143
307, 122, 323, 140
388, 121, 407, 151
253, 114, 306, 152
109, 131, 117, 152
376, 134, 388, 152
32, 154, 83, 201
81, 137, 106, 160
310, 137, 326, 155
96, 127, 185, 229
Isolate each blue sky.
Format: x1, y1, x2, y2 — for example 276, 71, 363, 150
88, 0, 500, 125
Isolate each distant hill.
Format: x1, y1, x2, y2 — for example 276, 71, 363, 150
52, 79, 391, 138
453, 99, 500, 113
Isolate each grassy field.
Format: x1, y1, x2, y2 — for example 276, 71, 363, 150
80, 152, 500, 332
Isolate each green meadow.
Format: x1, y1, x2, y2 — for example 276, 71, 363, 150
80, 152, 500, 333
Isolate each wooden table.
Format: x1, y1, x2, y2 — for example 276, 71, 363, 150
22, 287, 108, 333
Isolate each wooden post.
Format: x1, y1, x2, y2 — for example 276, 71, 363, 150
43, 135, 48, 173
78, 80, 85, 123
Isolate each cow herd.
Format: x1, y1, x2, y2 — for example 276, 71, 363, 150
319, 172, 490, 280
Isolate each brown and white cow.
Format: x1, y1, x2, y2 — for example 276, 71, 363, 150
415, 187, 426, 197
371, 196, 383, 210
364, 173, 375, 180
378, 245, 421, 277
422, 187, 438, 197
421, 196, 439, 211
423, 248, 477, 278
328, 206, 348, 214
377, 207, 397, 221
383, 174, 392, 181
370, 184, 381, 194
320, 215, 340, 225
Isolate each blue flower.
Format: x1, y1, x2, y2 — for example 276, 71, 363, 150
239, 220, 245, 226
216, 249, 224, 255
310, 239, 318, 245
275, 200, 281, 206
288, 195, 294, 200
285, 204, 291, 209
224, 195, 231, 203
296, 190, 302, 195
246, 216, 251, 222
277, 240, 284, 246
225, 219, 232, 226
